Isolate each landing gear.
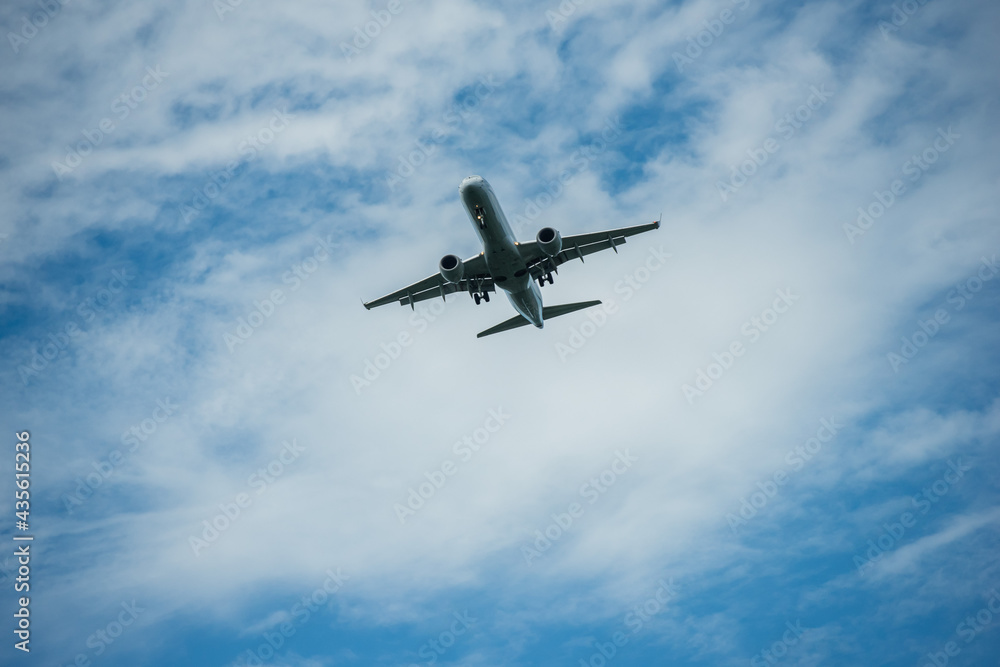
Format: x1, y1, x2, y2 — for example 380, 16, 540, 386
469, 275, 491, 304
538, 272, 554, 287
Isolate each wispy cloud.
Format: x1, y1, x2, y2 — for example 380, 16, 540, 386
1, 0, 999, 665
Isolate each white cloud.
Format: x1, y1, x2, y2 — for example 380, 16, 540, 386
2, 0, 999, 664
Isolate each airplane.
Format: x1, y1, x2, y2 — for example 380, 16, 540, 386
363, 175, 660, 337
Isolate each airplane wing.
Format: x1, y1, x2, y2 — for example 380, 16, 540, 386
516, 220, 660, 279
363, 253, 492, 309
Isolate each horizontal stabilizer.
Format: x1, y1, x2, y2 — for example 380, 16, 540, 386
477, 300, 602, 338
543, 300, 603, 320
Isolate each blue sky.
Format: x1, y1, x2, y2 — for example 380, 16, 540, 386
1, 0, 999, 665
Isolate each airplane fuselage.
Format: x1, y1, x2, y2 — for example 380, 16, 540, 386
459, 175, 544, 328
363, 175, 660, 336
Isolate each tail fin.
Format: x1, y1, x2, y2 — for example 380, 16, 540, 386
477, 300, 602, 338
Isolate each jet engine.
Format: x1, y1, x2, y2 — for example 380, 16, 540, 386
439, 254, 464, 283
536, 227, 562, 257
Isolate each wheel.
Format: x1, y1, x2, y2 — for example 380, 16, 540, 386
474, 293, 481, 305
483, 292, 490, 302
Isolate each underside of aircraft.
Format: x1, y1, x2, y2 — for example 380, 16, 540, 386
363, 176, 660, 337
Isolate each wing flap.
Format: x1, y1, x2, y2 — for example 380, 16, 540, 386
561, 220, 659, 248
401, 277, 496, 308
364, 253, 489, 309
526, 237, 626, 279
518, 219, 660, 273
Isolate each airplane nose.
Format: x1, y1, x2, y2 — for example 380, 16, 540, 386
460, 175, 485, 193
